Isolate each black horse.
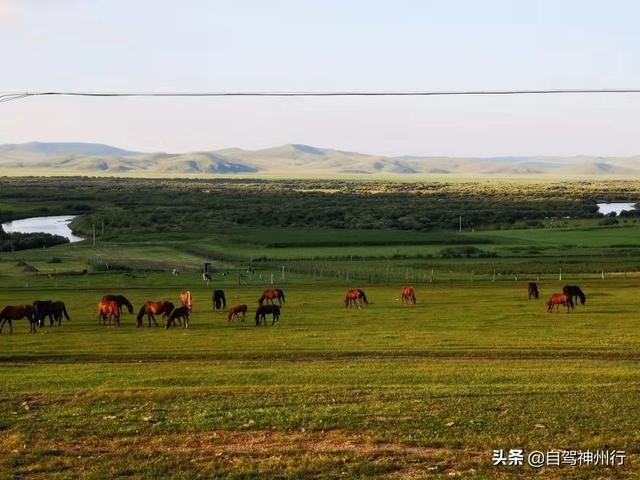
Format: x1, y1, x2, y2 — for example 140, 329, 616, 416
562, 285, 586, 307
33, 300, 71, 327
212, 290, 226, 310
102, 295, 134, 314
528, 282, 539, 300
255, 304, 280, 326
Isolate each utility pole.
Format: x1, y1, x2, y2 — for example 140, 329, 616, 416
459, 216, 462, 232
101, 219, 104, 237
92, 224, 96, 246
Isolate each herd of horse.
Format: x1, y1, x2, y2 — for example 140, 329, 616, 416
527, 282, 587, 313
0, 282, 587, 334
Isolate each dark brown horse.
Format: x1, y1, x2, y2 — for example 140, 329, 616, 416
212, 290, 226, 310
0, 305, 37, 333
228, 304, 248, 322
255, 304, 280, 326
528, 282, 539, 300
33, 300, 71, 327
258, 288, 286, 306
562, 285, 586, 307
136, 301, 175, 327
165, 306, 190, 329
546, 294, 573, 313
102, 295, 134, 314
98, 299, 121, 326
400, 286, 416, 304
345, 289, 368, 309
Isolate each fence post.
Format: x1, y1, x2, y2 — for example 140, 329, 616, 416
559, 268, 562, 282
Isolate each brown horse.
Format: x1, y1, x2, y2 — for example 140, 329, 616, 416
0, 305, 37, 334
546, 294, 573, 313
165, 306, 190, 329
228, 304, 248, 322
345, 289, 368, 309
255, 304, 280, 326
258, 288, 286, 306
400, 286, 416, 304
528, 282, 539, 300
137, 301, 175, 327
102, 295, 134, 314
98, 299, 121, 326
180, 290, 192, 311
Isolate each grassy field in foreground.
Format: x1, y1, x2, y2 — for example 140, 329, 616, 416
1, 278, 639, 479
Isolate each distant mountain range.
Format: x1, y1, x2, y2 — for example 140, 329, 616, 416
1, 141, 640, 177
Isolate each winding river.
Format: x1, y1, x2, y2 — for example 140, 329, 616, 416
1, 215, 84, 243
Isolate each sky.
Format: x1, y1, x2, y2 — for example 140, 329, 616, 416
0, 0, 639, 157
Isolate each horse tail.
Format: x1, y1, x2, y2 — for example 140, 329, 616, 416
577, 288, 586, 305
62, 304, 71, 321
344, 294, 350, 307
280, 290, 285, 303
255, 309, 261, 323
221, 291, 226, 309
258, 295, 265, 306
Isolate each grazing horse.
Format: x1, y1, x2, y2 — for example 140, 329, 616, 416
546, 294, 573, 313
227, 304, 248, 322
34, 300, 71, 327
203, 272, 212, 285
345, 289, 368, 309
98, 299, 121, 326
400, 286, 416, 304
528, 282, 540, 300
255, 304, 280, 326
136, 301, 175, 327
102, 295, 134, 314
562, 285, 586, 307
212, 290, 226, 310
0, 305, 37, 333
172, 268, 180, 276
180, 290, 192, 311
258, 288, 286, 306
165, 306, 190, 329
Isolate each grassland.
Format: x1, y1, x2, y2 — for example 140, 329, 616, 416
1, 176, 640, 478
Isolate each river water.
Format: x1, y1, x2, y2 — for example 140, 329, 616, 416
1, 215, 84, 242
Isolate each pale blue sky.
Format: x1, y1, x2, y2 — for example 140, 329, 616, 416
1, 0, 639, 156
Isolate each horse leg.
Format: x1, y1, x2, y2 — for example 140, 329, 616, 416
151, 314, 159, 327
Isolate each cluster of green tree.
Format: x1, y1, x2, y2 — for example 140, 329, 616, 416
0, 177, 633, 240
0, 225, 68, 252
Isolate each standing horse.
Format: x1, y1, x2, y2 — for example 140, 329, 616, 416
136, 301, 175, 327
255, 304, 280, 326
258, 288, 286, 306
98, 299, 121, 326
562, 285, 586, 307
528, 282, 540, 300
546, 294, 573, 313
102, 295, 134, 315
33, 300, 71, 327
400, 286, 416, 304
345, 289, 368, 309
180, 290, 192, 311
212, 290, 226, 310
228, 304, 248, 322
0, 305, 37, 333
165, 306, 190, 329
203, 272, 212, 285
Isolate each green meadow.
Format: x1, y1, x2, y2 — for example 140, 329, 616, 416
1, 177, 639, 478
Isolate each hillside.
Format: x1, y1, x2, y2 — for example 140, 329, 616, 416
1, 141, 640, 177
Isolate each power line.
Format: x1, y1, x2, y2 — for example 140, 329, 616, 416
2, 88, 640, 103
